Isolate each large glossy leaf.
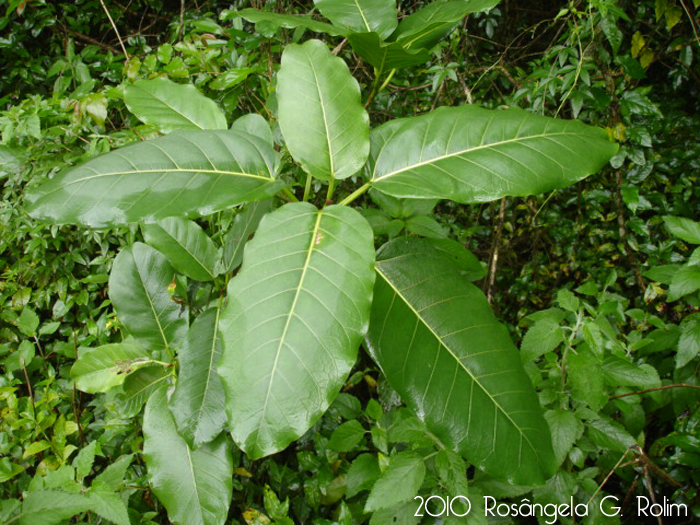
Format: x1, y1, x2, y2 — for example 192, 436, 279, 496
221, 199, 272, 274
393, 0, 499, 50
368, 105, 618, 203
233, 8, 348, 36
109, 243, 187, 353
26, 130, 281, 227
70, 343, 151, 394
169, 307, 226, 448
143, 217, 220, 281
124, 78, 227, 133
365, 237, 556, 485
219, 202, 375, 459
143, 387, 233, 525
347, 32, 430, 71
314, 0, 398, 39
277, 39, 369, 181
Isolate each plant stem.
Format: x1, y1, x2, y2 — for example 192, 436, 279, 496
281, 187, 299, 202
326, 177, 335, 203
609, 383, 700, 400
339, 182, 371, 206
303, 173, 312, 202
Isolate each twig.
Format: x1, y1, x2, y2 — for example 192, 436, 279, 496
431, 79, 445, 111
486, 198, 507, 304
99, 0, 129, 59
64, 29, 121, 54
586, 448, 631, 507
609, 383, 700, 400
332, 38, 347, 55
458, 75, 473, 104
679, 0, 700, 47
179, 0, 185, 41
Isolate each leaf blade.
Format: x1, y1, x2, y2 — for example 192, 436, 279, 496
143, 387, 233, 525
277, 39, 369, 181
314, 0, 398, 39
219, 202, 375, 459
26, 130, 281, 227
365, 237, 556, 485
369, 105, 618, 203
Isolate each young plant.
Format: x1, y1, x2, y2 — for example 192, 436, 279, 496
25, 33, 617, 525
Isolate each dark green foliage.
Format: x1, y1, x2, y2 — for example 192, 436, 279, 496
2, 1, 700, 524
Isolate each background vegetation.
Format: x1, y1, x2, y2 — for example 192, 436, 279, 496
1, 0, 699, 524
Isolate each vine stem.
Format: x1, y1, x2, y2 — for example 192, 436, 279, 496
281, 187, 300, 202
303, 173, 312, 202
99, 0, 128, 60
609, 383, 700, 400
339, 182, 371, 206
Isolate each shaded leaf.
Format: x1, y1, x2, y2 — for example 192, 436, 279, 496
109, 243, 187, 352
678, 314, 700, 368
125, 78, 227, 132
117, 364, 171, 417
393, 0, 499, 50
169, 307, 227, 448
314, 0, 397, 39
143, 387, 233, 525
143, 217, 220, 281
347, 32, 430, 70
233, 8, 348, 36
328, 420, 365, 451
545, 410, 584, 467
222, 199, 272, 274
219, 203, 375, 459
277, 40, 369, 181
231, 114, 273, 145
669, 265, 700, 301
364, 451, 425, 512
346, 454, 381, 497
366, 237, 556, 485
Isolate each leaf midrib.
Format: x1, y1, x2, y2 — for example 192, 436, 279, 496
257, 210, 324, 448
372, 129, 585, 181
376, 264, 540, 462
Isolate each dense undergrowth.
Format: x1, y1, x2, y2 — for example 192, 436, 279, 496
1, 1, 699, 524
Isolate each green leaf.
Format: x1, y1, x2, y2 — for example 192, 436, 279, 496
393, 0, 499, 50
219, 203, 375, 459
346, 454, 381, 497
18, 307, 40, 337
556, 289, 579, 312
231, 114, 273, 145
664, 215, 700, 243
117, 365, 171, 417
364, 451, 425, 512
26, 130, 281, 228
125, 78, 227, 133
678, 314, 700, 368
277, 40, 369, 181
404, 215, 447, 238
143, 217, 220, 281
328, 420, 365, 451
109, 243, 187, 353
22, 441, 51, 459
669, 265, 700, 301
567, 348, 605, 411
169, 307, 227, 448
521, 318, 564, 361
233, 8, 348, 36
602, 355, 661, 388
222, 199, 272, 274
86, 486, 130, 525
314, 0, 398, 39
434, 449, 469, 496
0, 458, 24, 483
71, 343, 151, 394
545, 410, 584, 467
586, 416, 636, 453
366, 237, 556, 485
368, 106, 618, 203
143, 387, 233, 525
347, 32, 430, 70
19, 491, 92, 525
73, 441, 97, 479
93, 454, 133, 490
